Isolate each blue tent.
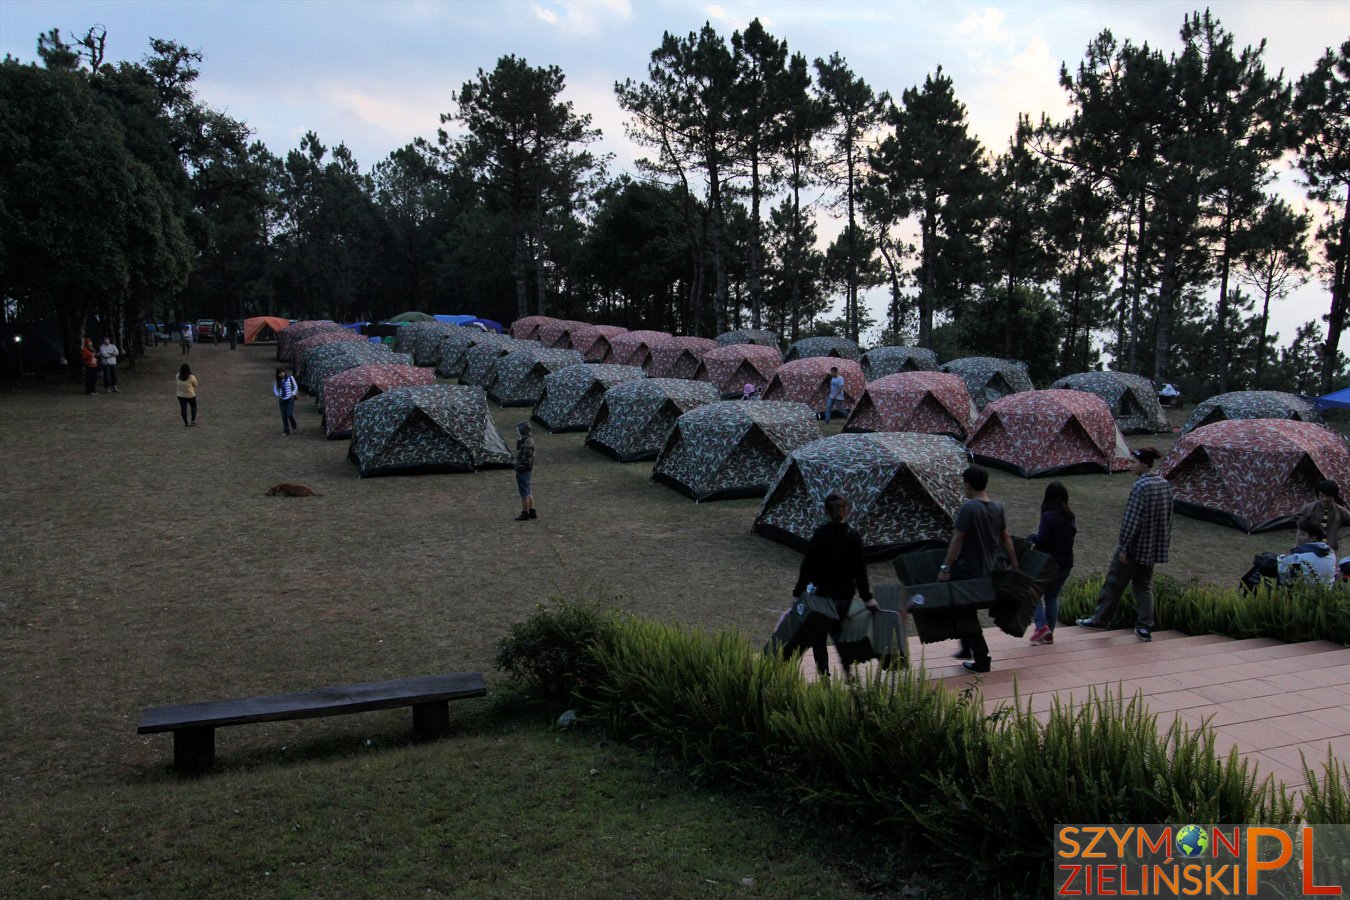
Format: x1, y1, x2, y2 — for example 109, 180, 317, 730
472, 318, 504, 333
341, 321, 369, 332
1316, 387, 1350, 410
434, 314, 477, 325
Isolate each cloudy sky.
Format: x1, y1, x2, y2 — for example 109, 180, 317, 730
3, 0, 1346, 347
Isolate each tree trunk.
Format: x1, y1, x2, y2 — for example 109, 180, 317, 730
1214, 198, 1234, 392
1321, 187, 1350, 393
513, 227, 529, 321
1115, 206, 1133, 366
1153, 221, 1180, 384
749, 149, 762, 330
789, 168, 803, 342
708, 161, 726, 338
1256, 278, 1273, 389
919, 211, 935, 347
845, 138, 858, 341
1128, 192, 1148, 375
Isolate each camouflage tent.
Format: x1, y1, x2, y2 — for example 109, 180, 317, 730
485, 347, 587, 407
536, 319, 589, 349
753, 432, 967, 559
715, 328, 780, 347
349, 384, 513, 477
461, 336, 531, 386
533, 364, 647, 433
763, 357, 865, 413
322, 363, 434, 439
608, 330, 673, 368
1048, 371, 1171, 434
410, 323, 462, 367
646, 335, 719, 379
783, 336, 862, 362
278, 321, 339, 363
509, 316, 560, 341
1178, 390, 1326, 437
586, 378, 720, 462
300, 342, 402, 399
392, 321, 442, 356
294, 330, 369, 383
653, 401, 821, 501
569, 324, 628, 362
694, 344, 783, 397
938, 357, 1034, 411
861, 346, 938, 380
967, 390, 1133, 477
434, 328, 487, 379
845, 371, 976, 439
1160, 419, 1350, 532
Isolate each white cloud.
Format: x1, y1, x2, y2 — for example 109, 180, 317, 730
956, 6, 1008, 43
532, 0, 633, 36
533, 4, 559, 25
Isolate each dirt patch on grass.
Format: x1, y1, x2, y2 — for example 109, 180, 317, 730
0, 346, 1315, 799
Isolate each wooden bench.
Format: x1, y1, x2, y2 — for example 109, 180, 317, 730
137, 672, 486, 775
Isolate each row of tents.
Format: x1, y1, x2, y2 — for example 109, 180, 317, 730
279, 316, 1350, 560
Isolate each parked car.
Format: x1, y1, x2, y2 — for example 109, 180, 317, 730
195, 319, 219, 343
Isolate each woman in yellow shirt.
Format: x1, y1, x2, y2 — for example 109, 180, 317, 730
176, 364, 198, 426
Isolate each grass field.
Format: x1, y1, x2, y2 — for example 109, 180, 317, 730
0, 342, 1331, 894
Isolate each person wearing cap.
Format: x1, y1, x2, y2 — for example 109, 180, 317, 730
513, 421, 536, 521
740, 382, 759, 401
1077, 447, 1172, 642
1299, 480, 1350, 556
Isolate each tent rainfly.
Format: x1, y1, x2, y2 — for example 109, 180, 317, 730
586, 378, 720, 462
1048, 371, 1171, 434
535, 319, 589, 349
460, 336, 532, 387
322, 363, 435, 439
388, 311, 435, 324
694, 344, 783, 397
349, 384, 513, 477
966, 389, 1134, 477
607, 330, 674, 368
1317, 387, 1350, 410
533, 363, 647, 433
1178, 390, 1326, 437
646, 335, 719, 379
845, 371, 977, 439
1161, 418, 1350, 532
783, 335, 862, 362
509, 316, 560, 341
568, 324, 628, 362
860, 346, 939, 380
653, 401, 821, 501
433, 328, 485, 379
763, 357, 865, 413
277, 321, 338, 363
486, 347, 587, 407
305, 344, 407, 404
243, 316, 289, 344
293, 331, 369, 383
938, 357, 1034, 411
715, 329, 781, 348
753, 432, 967, 559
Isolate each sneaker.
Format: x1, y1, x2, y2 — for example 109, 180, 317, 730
1042, 631, 1054, 645
962, 659, 991, 673
1076, 617, 1105, 629
528, 509, 537, 519
1029, 625, 1051, 645
112, 387, 119, 393
1135, 626, 1152, 643
514, 512, 531, 521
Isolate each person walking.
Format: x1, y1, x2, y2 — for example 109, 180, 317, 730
80, 338, 99, 395
1027, 482, 1076, 646
97, 336, 120, 393
824, 366, 846, 423
180, 324, 192, 355
1076, 447, 1172, 642
228, 320, 239, 350
514, 421, 536, 521
1299, 480, 1350, 556
937, 465, 1018, 673
176, 364, 198, 426
273, 368, 300, 435
792, 492, 877, 679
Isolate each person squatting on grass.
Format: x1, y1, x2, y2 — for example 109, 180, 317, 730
80, 338, 99, 395
273, 368, 300, 435
97, 336, 119, 392
1077, 447, 1172, 642
1300, 479, 1350, 556
514, 421, 536, 521
176, 364, 198, 426
1027, 481, 1076, 646
939, 465, 1018, 673
792, 492, 877, 678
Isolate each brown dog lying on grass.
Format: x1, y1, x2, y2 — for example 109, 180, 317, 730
266, 483, 322, 497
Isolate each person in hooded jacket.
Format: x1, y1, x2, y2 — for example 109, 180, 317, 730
1278, 521, 1337, 587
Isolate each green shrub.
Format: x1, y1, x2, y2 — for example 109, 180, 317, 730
493, 595, 620, 704
1302, 751, 1350, 824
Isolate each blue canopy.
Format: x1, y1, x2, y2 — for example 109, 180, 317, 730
1316, 386, 1350, 410
472, 318, 504, 333
341, 321, 369, 331
434, 314, 477, 325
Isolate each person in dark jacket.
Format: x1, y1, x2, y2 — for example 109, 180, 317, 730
513, 421, 536, 521
938, 465, 1018, 673
792, 493, 877, 677
1027, 481, 1076, 646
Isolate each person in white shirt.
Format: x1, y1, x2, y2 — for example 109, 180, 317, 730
97, 337, 120, 392
273, 368, 300, 435
825, 367, 846, 423
1277, 522, 1337, 587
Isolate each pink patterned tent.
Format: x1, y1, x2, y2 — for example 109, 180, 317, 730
845, 371, 977, 439
569, 324, 628, 362
762, 357, 864, 412
966, 389, 1133, 477
322, 363, 435, 439
509, 316, 560, 341
646, 335, 719, 379
608, 330, 673, 368
694, 344, 783, 396
536, 319, 589, 349
1160, 418, 1350, 533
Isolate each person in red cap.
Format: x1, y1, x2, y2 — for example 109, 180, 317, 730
1077, 447, 1172, 642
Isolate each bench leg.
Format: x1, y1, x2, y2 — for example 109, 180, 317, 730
173, 727, 215, 775
412, 701, 450, 740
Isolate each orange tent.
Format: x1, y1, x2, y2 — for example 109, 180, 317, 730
243, 316, 290, 344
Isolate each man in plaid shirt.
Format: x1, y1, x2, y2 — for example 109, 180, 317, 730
1077, 447, 1172, 642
